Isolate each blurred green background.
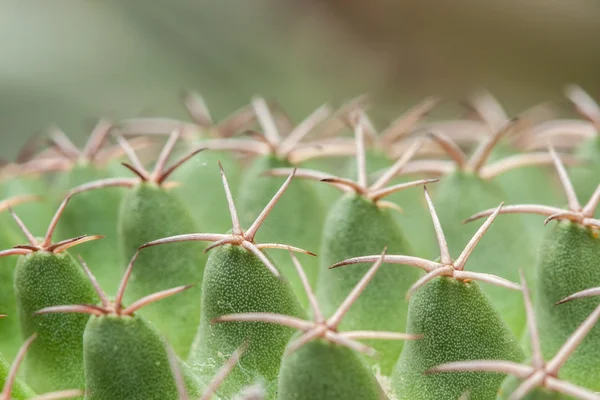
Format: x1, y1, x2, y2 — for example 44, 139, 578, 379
2, 0, 599, 157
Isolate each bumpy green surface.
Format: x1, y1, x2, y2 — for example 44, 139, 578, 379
236, 155, 325, 309
490, 145, 563, 251
300, 158, 348, 212
570, 137, 600, 212
346, 150, 438, 260
119, 183, 205, 358
318, 193, 419, 376
0, 176, 54, 235
277, 338, 386, 400
55, 164, 125, 294
84, 315, 202, 400
15, 251, 97, 394
535, 221, 600, 390
0, 215, 26, 362
498, 373, 565, 399
171, 142, 242, 234
434, 172, 536, 336
189, 244, 304, 400
393, 277, 524, 400
0, 354, 37, 399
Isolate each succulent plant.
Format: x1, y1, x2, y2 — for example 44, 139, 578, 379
334, 187, 524, 399
215, 249, 420, 400
66, 130, 206, 357
430, 271, 600, 400
466, 144, 600, 392
0, 194, 102, 394
35, 251, 202, 400
0, 89, 599, 400
138, 163, 310, 399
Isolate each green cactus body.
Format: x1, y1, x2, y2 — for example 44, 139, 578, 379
300, 158, 349, 210
347, 149, 437, 259
570, 136, 600, 210
489, 145, 563, 250
0, 177, 53, 234
15, 251, 97, 393
171, 142, 242, 234
393, 277, 524, 400
236, 155, 325, 309
434, 172, 535, 336
55, 164, 124, 294
535, 221, 600, 390
84, 314, 202, 400
189, 244, 304, 399
498, 374, 564, 400
119, 182, 204, 357
0, 216, 26, 361
318, 192, 419, 375
0, 355, 37, 400
277, 338, 386, 400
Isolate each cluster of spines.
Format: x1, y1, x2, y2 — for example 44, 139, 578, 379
0, 85, 599, 400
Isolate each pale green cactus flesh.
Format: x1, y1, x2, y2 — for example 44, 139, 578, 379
34, 251, 202, 400
137, 164, 310, 399
214, 248, 419, 400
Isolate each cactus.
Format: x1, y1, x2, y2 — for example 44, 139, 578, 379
0, 334, 83, 400
563, 85, 600, 204
430, 271, 600, 399
397, 107, 564, 337
0, 194, 102, 394
118, 92, 257, 233
0, 89, 599, 400
334, 187, 524, 399
139, 164, 310, 399
201, 97, 339, 309
216, 249, 420, 400
35, 251, 202, 400
466, 145, 600, 391
0, 195, 42, 362
67, 130, 206, 357
267, 115, 437, 376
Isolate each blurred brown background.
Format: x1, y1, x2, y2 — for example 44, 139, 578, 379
1, 0, 599, 156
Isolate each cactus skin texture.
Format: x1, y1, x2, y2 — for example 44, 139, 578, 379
15, 251, 97, 394
277, 338, 386, 400
171, 145, 242, 234
434, 172, 533, 336
0, 218, 26, 362
84, 315, 201, 400
318, 193, 418, 375
0, 356, 37, 400
571, 137, 600, 207
236, 155, 325, 309
0, 177, 53, 236
190, 245, 304, 399
498, 374, 564, 399
535, 221, 600, 390
393, 277, 524, 400
119, 182, 204, 357
56, 164, 124, 294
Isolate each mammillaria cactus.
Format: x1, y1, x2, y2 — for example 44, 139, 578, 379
430, 271, 600, 400
67, 130, 206, 357
215, 248, 421, 400
0, 334, 83, 400
0, 194, 102, 394
268, 115, 437, 375
139, 163, 310, 399
467, 144, 600, 391
36, 251, 202, 400
0, 195, 42, 361
0, 88, 599, 400
334, 187, 524, 399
